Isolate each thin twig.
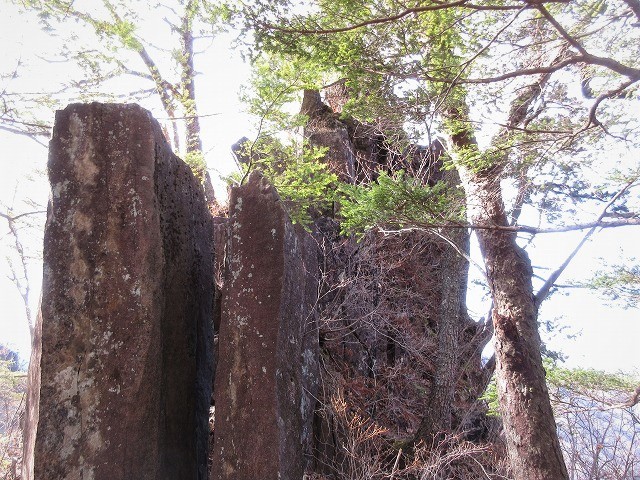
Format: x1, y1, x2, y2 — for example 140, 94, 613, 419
389, 448, 403, 480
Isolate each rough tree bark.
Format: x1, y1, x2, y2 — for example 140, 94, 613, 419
414, 173, 470, 442
448, 94, 569, 479
460, 167, 568, 480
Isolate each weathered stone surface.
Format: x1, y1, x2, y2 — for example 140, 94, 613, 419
303, 88, 448, 186
23, 103, 214, 480
302, 92, 496, 476
21, 308, 42, 480
301, 89, 356, 182
210, 172, 319, 480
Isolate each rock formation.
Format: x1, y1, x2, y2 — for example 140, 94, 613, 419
22, 99, 498, 480
300, 90, 357, 182
210, 172, 319, 480
302, 89, 496, 475
24, 103, 214, 480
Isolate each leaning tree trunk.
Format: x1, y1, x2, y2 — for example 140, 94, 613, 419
107, 2, 217, 208
441, 65, 568, 478
457, 164, 568, 480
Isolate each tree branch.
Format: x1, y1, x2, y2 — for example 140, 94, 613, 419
534, 178, 638, 306
0, 126, 48, 146
0, 210, 47, 223
584, 79, 637, 130
377, 216, 640, 236
624, 385, 640, 408
1, 209, 38, 339
535, 4, 589, 56
621, 0, 640, 23
258, 0, 571, 36
259, 0, 469, 35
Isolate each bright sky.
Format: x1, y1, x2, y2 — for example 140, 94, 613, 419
1, 2, 638, 374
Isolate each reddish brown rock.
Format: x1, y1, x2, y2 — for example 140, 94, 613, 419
23, 103, 214, 480
302, 92, 496, 477
210, 172, 319, 480
301, 89, 356, 182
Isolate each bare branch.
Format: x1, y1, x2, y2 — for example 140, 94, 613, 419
375, 216, 640, 236
154, 112, 222, 121
102, 3, 181, 113
0, 210, 47, 223
585, 79, 637, 130
621, 0, 640, 23
0, 126, 49, 146
534, 178, 638, 306
535, 4, 589, 56
1, 209, 38, 339
329, 52, 638, 89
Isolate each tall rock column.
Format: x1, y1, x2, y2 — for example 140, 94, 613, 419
23, 103, 214, 480
211, 172, 319, 480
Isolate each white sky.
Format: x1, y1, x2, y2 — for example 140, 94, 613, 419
0, 2, 638, 374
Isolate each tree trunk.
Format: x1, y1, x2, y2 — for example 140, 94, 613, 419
458, 165, 569, 480
440, 68, 568, 478
414, 172, 470, 442
180, 1, 217, 210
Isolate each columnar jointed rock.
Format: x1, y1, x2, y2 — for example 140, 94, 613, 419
23, 103, 214, 480
211, 172, 319, 480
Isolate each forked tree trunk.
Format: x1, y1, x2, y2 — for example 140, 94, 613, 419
457, 165, 569, 480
